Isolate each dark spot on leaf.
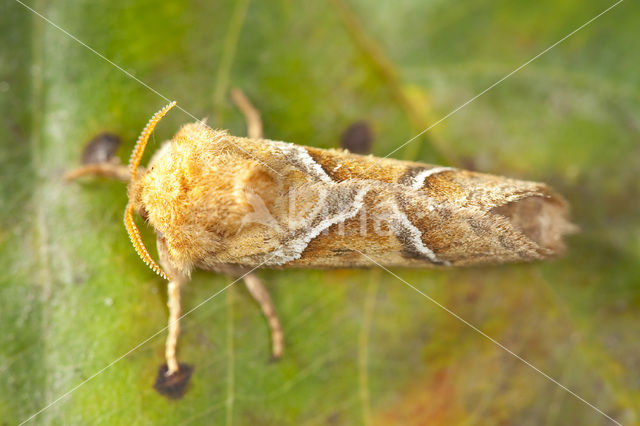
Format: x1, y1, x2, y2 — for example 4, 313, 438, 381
81, 132, 121, 164
340, 121, 373, 154
153, 363, 193, 399
326, 412, 341, 425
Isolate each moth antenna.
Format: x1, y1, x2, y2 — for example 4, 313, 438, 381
129, 101, 177, 180
124, 101, 176, 281
124, 202, 169, 281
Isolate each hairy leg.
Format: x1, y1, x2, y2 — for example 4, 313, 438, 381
243, 273, 284, 359
156, 236, 189, 375
231, 88, 263, 139
64, 161, 131, 182
231, 89, 284, 359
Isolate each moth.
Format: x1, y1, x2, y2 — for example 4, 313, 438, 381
67, 90, 574, 397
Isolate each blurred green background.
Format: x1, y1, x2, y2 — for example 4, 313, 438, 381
1, 0, 638, 424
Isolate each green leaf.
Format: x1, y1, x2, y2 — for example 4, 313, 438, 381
2, 0, 638, 424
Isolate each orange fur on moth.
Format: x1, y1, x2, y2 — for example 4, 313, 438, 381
77, 98, 575, 396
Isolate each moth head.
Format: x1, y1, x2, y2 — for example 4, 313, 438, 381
124, 101, 177, 281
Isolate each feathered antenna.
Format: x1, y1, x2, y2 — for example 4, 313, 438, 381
124, 101, 177, 281
125, 203, 169, 280
129, 101, 177, 180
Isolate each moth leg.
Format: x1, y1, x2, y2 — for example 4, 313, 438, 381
156, 236, 189, 375
243, 273, 284, 360
64, 161, 131, 182
231, 90, 283, 358
165, 275, 188, 375
231, 88, 263, 139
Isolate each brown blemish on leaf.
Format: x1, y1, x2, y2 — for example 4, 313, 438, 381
81, 132, 121, 164
340, 120, 373, 154
153, 363, 194, 399
376, 369, 463, 426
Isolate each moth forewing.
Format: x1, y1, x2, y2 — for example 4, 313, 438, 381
137, 121, 574, 275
